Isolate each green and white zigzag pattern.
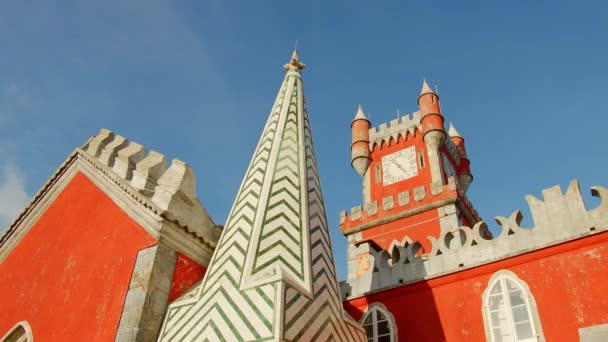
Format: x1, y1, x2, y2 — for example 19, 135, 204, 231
158, 70, 365, 341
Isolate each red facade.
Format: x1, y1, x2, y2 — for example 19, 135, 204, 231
344, 231, 608, 341
0, 173, 157, 341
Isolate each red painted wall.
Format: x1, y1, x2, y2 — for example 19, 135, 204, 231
0, 172, 157, 341
344, 232, 608, 341
361, 209, 440, 252
168, 253, 207, 303
368, 131, 431, 205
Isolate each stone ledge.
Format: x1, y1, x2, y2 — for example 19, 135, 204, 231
341, 180, 608, 298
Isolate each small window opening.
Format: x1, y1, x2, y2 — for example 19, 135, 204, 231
1, 321, 33, 342
418, 149, 425, 169
431, 95, 435, 103
375, 164, 381, 183
361, 305, 396, 342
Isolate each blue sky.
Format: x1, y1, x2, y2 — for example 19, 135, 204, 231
0, 1, 606, 280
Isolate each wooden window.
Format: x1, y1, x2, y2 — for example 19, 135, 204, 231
361, 304, 397, 342
1, 321, 33, 342
483, 271, 544, 342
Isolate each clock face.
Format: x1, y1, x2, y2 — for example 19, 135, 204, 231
381, 146, 418, 185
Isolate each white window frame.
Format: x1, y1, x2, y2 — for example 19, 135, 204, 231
360, 302, 397, 342
1, 321, 33, 342
482, 270, 545, 342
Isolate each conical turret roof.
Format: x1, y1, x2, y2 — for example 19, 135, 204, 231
448, 122, 462, 138
159, 52, 365, 341
420, 78, 436, 96
352, 104, 370, 125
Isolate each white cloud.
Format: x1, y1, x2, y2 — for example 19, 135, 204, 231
0, 163, 29, 231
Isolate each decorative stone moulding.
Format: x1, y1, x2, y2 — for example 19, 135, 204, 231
413, 185, 426, 201
382, 195, 394, 211
340, 180, 608, 298
82, 129, 220, 245
340, 177, 465, 226
369, 111, 422, 150
431, 181, 443, 195
0, 128, 221, 265
398, 191, 410, 206
366, 201, 378, 216
351, 205, 363, 220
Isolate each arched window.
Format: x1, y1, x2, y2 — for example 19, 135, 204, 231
1, 321, 33, 342
483, 270, 544, 342
360, 303, 397, 342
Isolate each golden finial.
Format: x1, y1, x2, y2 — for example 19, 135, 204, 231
283, 48, 306, 71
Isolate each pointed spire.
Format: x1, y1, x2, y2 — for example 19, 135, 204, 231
160, 54, 365, 341
448, 122, 461, 138
353, 104, 367, 121
420, 78, 435, 96
283, 48, 306, 71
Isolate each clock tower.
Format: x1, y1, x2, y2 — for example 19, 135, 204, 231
341, 80, 487, 280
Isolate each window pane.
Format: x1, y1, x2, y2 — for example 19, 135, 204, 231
377, 321, 390, 335
489, 294, 504, 310
506, 279, 518, 292
491, 283, 501, 294
378, 335, 391, 342
511, 305, 530, 323
363, 314, 373, 325
492, 328, 504, 342
377, 311, 387, 321
364, 324, 373, 337
509, 290, 525, 306
491, 311, 505, 327
515, 321, 534, 339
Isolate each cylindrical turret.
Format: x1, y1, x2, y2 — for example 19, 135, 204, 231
418, 80, 446, 184
351, 105, 371, 176
418, 79, 445, 139
448, 122, 473, 192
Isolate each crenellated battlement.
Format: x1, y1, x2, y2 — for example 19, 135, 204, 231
368, 111, 422, 149
80, 129, 221, 248
340, 180, 608, 299
339, 176, 480, 233
0, 128, 221, 265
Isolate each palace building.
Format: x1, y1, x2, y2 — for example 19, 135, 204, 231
0, 51, 607, 341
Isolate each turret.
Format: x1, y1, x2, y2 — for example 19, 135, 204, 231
448, 122, 473, 192
351, 105, 371, 176
418, 79, 446, 184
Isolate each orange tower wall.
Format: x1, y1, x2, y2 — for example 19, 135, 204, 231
0, 172, 157, 341
344, 231, 608, 341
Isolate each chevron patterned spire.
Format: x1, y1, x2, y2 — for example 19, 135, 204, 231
158, 52, 365, 341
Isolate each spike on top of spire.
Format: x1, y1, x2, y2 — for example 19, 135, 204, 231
283, 48, 306, 71
353, 104, 368, 121
448, 122, 461, 138
420, 78, 436, 96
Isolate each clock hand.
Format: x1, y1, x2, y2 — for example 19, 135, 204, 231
394, 161, 409, 174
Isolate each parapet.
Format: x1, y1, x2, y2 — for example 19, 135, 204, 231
0, 128, 221, 265
81, 129, 221, 247
340, 176, 480, 233
340, 180, 608, 299
368, 111, 422, 150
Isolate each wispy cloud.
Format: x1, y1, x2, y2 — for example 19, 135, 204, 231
0, 163, 29, 231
